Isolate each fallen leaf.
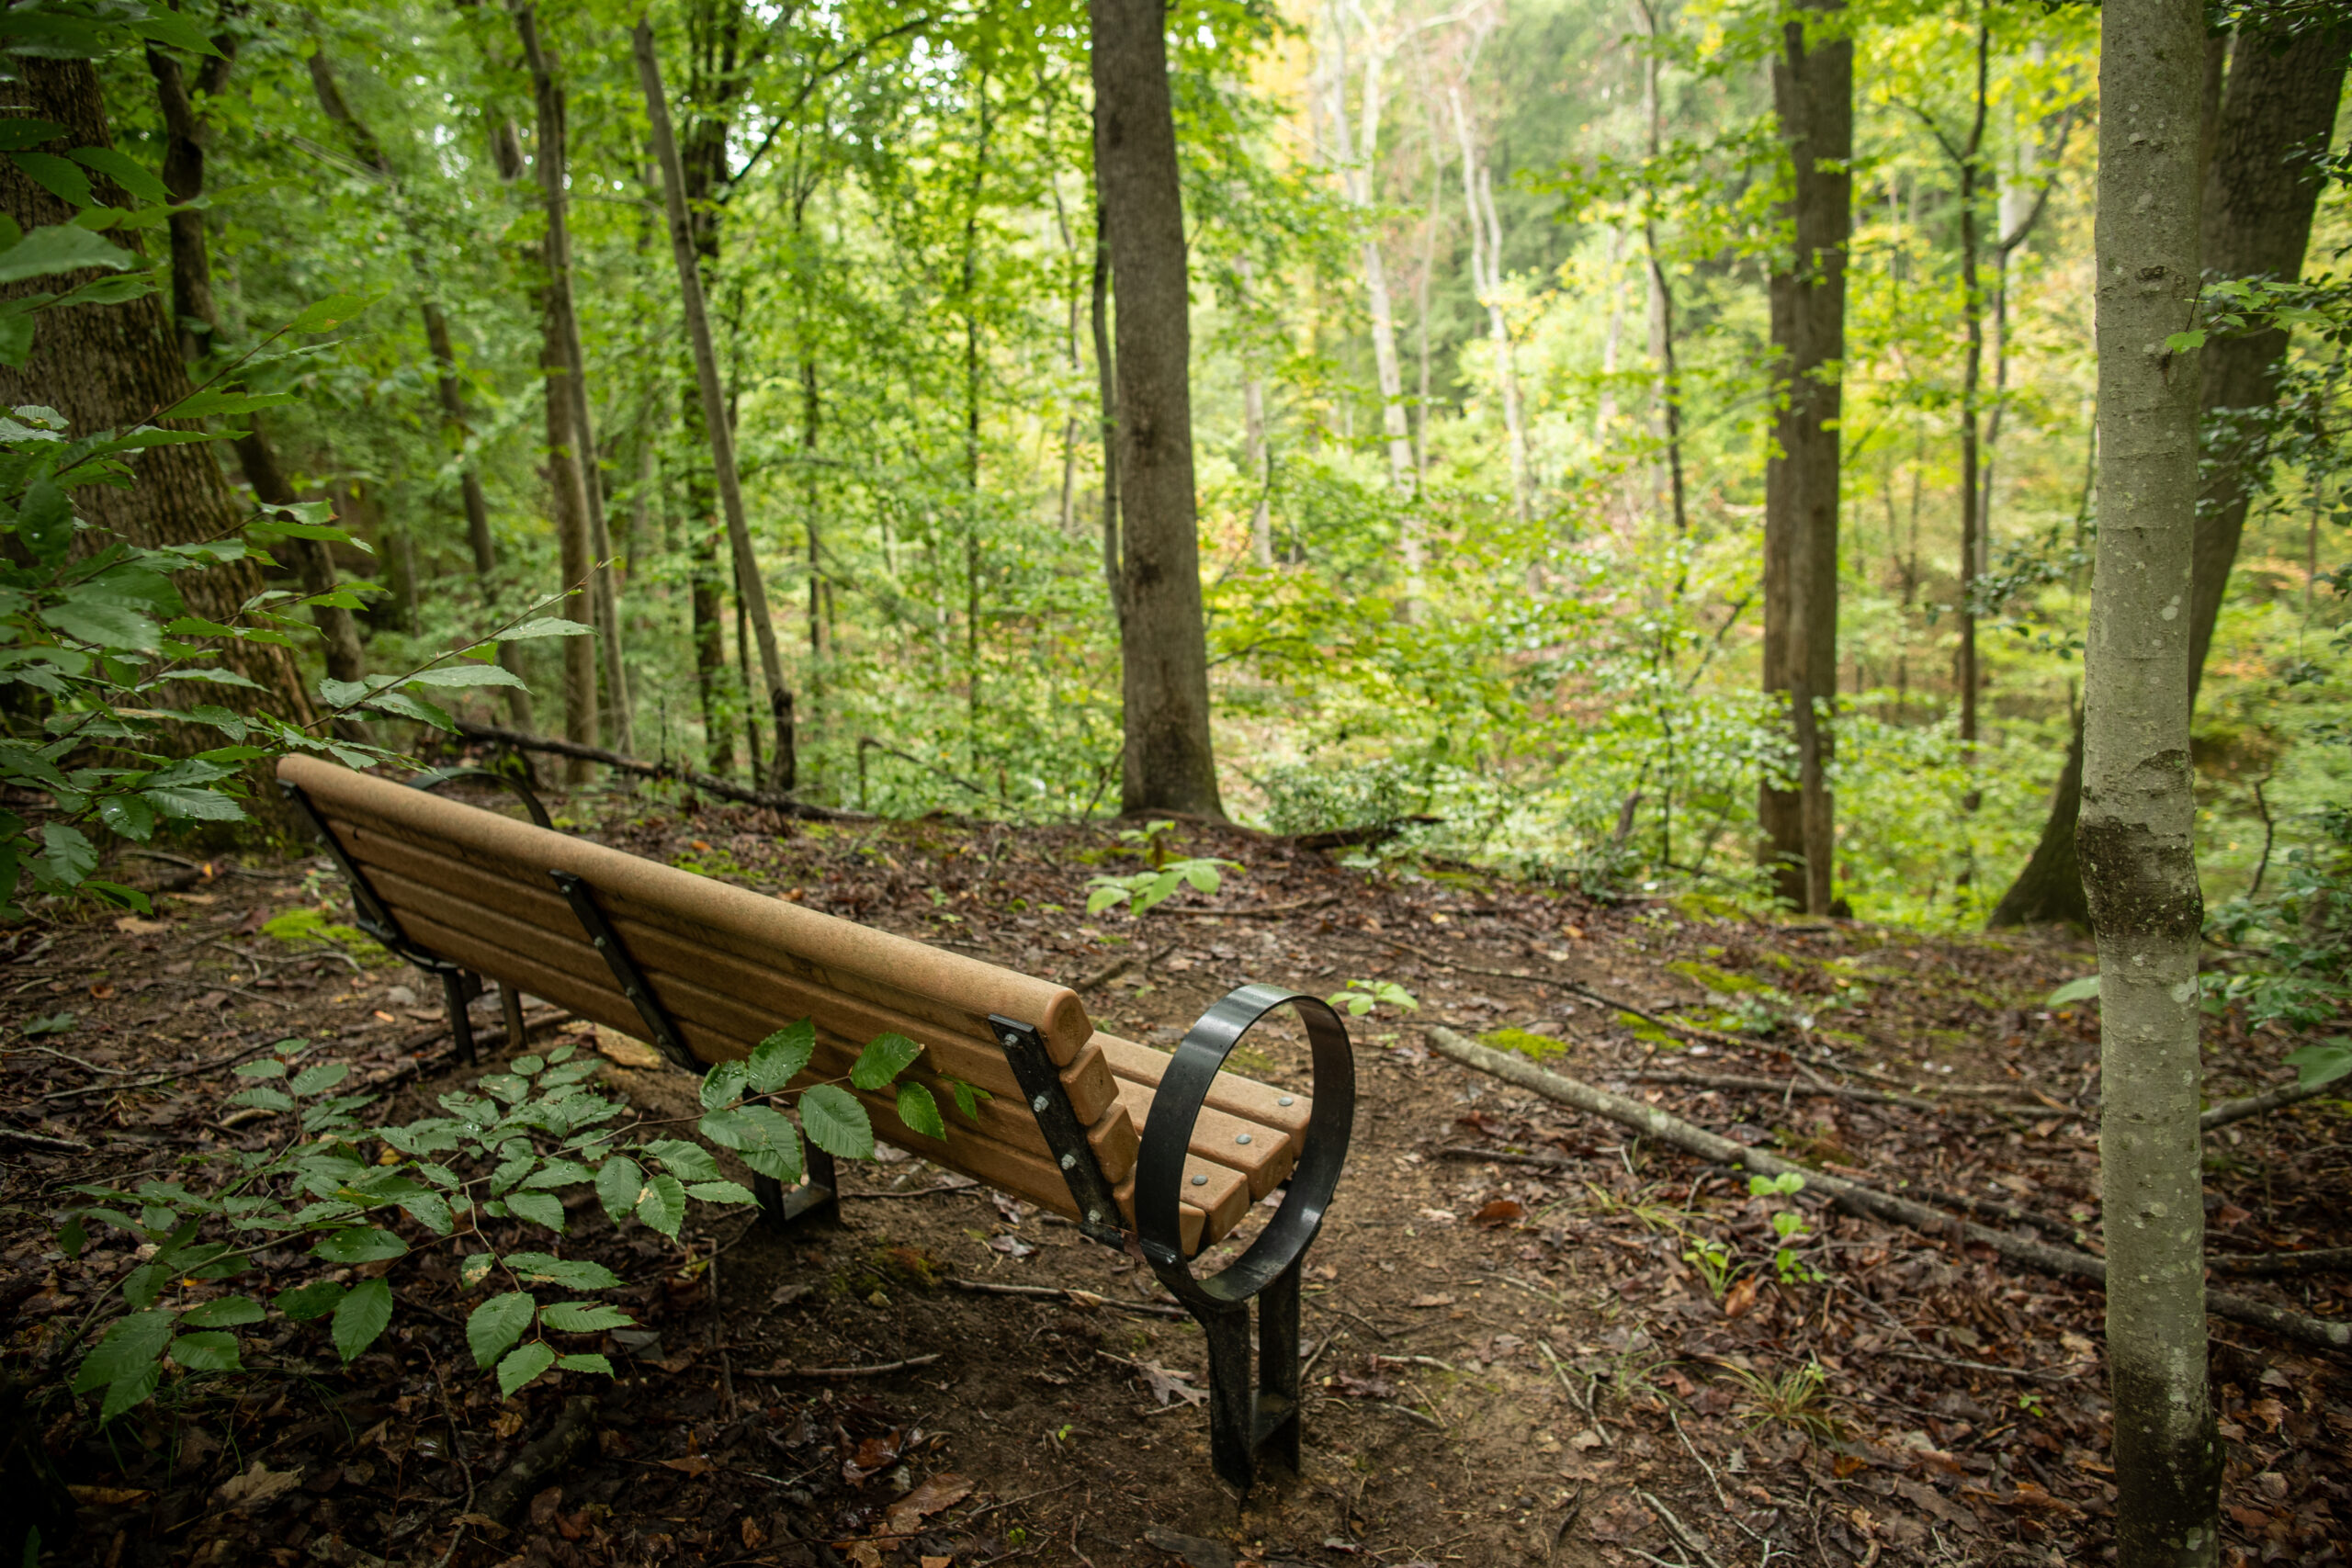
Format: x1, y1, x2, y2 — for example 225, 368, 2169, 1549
883, 1472, 975, 1537
740, 1517, 768, 1550
216, 1461, 302, 1511
372, 1010, 396, 1023
769, 1282, 814, 1308
86, 981, 113, 1000
113, 917, 170, 935
1472, 1199, 1527, 1226
1416, 1207, 1458, 1224
1329, 1371, 1396, 1399
923, 1558, 953, 1568
67, 1485, 148, 1506
656, 1455, 713, 1476
988, 1233, 1035, 1259
1723, 1276, 1761, 1318
843, 1542, 884, 1568
1143, 1524, 1237, 1568
1134, 1359, 1205, 1407
2249, 1396, 2286, 1431
1569, 1429, 1606, 1451
594, 1026, 663, 1069
1409, 1293, 1455, 1309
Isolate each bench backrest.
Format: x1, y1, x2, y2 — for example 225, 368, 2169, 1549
277, 757, 1297, 1252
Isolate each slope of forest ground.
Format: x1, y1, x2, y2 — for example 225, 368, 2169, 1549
1, 779, 2345, 1568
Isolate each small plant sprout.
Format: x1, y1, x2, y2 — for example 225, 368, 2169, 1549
1747, 1171, 1823, 1284
1084, 821, 1242, 916
1326, 979, 1419, 1018
1680, 1235, 1741, 1300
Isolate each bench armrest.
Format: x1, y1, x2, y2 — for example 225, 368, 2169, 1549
1134, 984, 1355, 1309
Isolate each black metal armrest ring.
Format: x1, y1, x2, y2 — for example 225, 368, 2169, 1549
1136, 983, 1355, 1312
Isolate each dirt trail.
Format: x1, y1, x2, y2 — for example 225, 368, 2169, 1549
1, 785, 2344, 1567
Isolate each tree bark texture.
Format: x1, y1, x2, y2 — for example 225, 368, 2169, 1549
1094, 0, 1222, 818
514, 6, 630, 756
0, 57, 314, 729
2187, 21, 2350, 703
2086, 4, 2222, 1561
635, 20, 796, 793
1987, 704, 2089, 928
1758, 2, 1849, 916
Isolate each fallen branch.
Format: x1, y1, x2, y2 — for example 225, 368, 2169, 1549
39, 1038, 282, 1102
1426, 1026, 2352, 1353
739, 1353, 943, 1380
2201, 1076, 2341, 1133
2209, 1246, 2352, 1277
0, 1124, 88, 1152
454, 721, 866, 822
944, 1276, 1188, 1319
472, 1394, 597, 1525
1071, 942, 1178, 994
1630, 1068, 2044, 1119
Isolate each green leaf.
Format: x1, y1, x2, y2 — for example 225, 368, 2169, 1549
897, 1081, 946, 1141
700, 1059, 748, 1111
468, 1292, 536, 1369
404, 662, 526, 690
747, 1021, 815, 1092
16, 475, 72, 562
945, 1077, 989, 1122
2164, 329, 2207, 353
502, 1253, 622, 1291
594, 1156, 645, 1227
172, 389, 298, 420
178, 1295, 264, 1328
643, 1138, 719, 1181
273, 1280, 345, 1321
97, 793, 156, 842
458, 1253, 496, 1289
0, 120, 66, 152
494, 617, 594, 640
684, 1180, 757, 1205
311, 1227, 405, 1265
798, 1083, 874, 1160
555, 1352, 615, 1375
168, 1331, 242, 1372
72, 1310, 174, 1396
288, 1060, 350, 1097
36, 823, 94, 889
497, 1341, 558, 1398
11, 153, 92, 209
2046, 976, 2100, 1007
287, 293, 369, 333
635, 1173, 687, 1237
126, 8, 227, 56
538, 1301, 633, 1332
331, 1278, 392, 1362
2284, 1036, 2352, 1090
504, 1191, 567, 1232
141, 786, 246, 823
852, 1032, 924, 1089
66, 148, 168, 205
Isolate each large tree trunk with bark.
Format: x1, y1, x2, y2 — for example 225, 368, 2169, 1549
0, 57, 314, 730
1094, 0, 1222, 818
1993, 20, 2346, 927
2085, 4, 2221, 1561
1758, 1, 1849, 915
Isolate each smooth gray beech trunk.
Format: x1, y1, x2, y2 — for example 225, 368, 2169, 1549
1093, 0, 1223, 818
1758, 0, 1849, 915
2085, 3, 2221, 1562
634, 21, 797, 793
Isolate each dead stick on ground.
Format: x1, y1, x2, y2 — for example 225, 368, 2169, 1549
0, 1125, 88, 1152
2201, 1077, 2338, 1132
1071, 942, 1178, 994
1425, 1027, 2352, 1353
472, 1394, 597, 1524
2209, 1246, 2352, 1277
738, 1353, 944, 1379
1631, 1068, 2045, 1119
945, 1277, 1188, 1319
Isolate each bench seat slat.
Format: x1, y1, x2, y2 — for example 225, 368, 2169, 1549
1093, 1032, 1313, 1159
1113, 1080, 1295, 1200
286, 760, 1092, 1063
353, 852, 1124, 1133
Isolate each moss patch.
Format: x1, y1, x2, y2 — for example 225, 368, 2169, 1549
1666, 959, 1768, 994
1482, 1027, 1571, 1062
262, 908, 387, 961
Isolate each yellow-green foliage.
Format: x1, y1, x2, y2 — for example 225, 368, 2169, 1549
1483, 1026, 1571, 1062
1667, 959, 1768, 994
263, 908, 386, 961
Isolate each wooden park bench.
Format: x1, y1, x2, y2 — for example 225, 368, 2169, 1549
275, 755, 1354, 1490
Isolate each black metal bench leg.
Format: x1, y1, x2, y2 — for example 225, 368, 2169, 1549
1198, 1305, 1257, 1491
753, 1139, 840, 1232
1256, 1256, 1304, 1476
438, 968, 478, 1066
1192, 1255, 1306, 1493
500, 983, 526, 1055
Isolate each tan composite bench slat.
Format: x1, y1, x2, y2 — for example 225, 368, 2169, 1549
284, 756, 1092, 1062
1093, 1032, 1312, 1159
1113, 1080, 1295, 1200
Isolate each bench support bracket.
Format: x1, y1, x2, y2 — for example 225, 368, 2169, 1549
552, 869, 839, 1232
989, 1015, 1125, 1248
282, 780, 485, 1066
1194, 1260, 1304, 1487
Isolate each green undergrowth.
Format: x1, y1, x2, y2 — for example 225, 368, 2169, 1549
262, 908, 389, 963
1482, 1026, 1572, 1062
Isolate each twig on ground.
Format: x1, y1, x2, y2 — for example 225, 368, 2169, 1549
1637, 1489, 1728, 1568
1537, 1339, 1610, 1446
2202, 1077, 2340, 1133
1070, 942, 1178, 994
2208, 1246, 2352, 1276
0, 1124, 88, 1152
944, 1276, 1188, 1319
1427, 1026, 2352, 1353
38, 1038, 283, 1101
738, 1353, 944, 1380
1878, 1348, 2095, 1385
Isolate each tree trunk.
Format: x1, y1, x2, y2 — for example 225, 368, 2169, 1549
1993, 21, 2346, 924
1094, 0, 1222, 818
148, 39, 367, 698
1953, 22, 1990, 775
1758, 1, 1850, 916
635, 20, 795, 792
0, 57, 315, 729
2085, 3, 2220, 1561
514, 6, 630, 756
1635, 0, 1688, 540
1091, 192, 1123, 621
1988, 704, 2088, 928
1448, 85, 1532, 533
304, 47, 531, 726
2187, 21, 2351, 702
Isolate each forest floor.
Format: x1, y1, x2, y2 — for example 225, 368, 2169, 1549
2, 778, 2346, 1568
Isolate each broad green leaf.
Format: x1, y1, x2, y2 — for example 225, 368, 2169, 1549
494, 617, 594, 640
72, 1310, 174, 1395
555, 1353, 615, 1375
396, 1190, 453, 1235
504, 1191, 566, 1233
66, 148, 168, 205
273, 1280, 345, 1321
684, 1180, 757, 1205
643, 1138, 719, 1181
467, 1292, 536, 1369
311, 1227, 405, 1265
502, 1253, 622, 1291
177, 1295, 264, 1328
635, 1173, 687, 1237
945, 1077, 989, 1122
288, 293, 368, 333
0, 120, 66, 152
17, 475, 71, 562
594, 1156, 645, 1227
168, 1332, 242, 1372
173, 389, 299, 420
852, 1032, 923, 1090
497, 1341, 558, 1399
458, 1254, 496, 1289
701, 1060, 748, 1111
798, 1084, 874, 1160
10, 153, 92, 208
288, 1061, 350, 1097
2284, 1036, 2352, 1090
898, 1081, 946, 1141
141, 786, 244, 823
538, 1301, 634, 1333
2046, 976, 2099, 1007
747, 1021, 815, 1092
97, 794, 156, 842
404, 662, 526, 690
332, 1278, 393, 1362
